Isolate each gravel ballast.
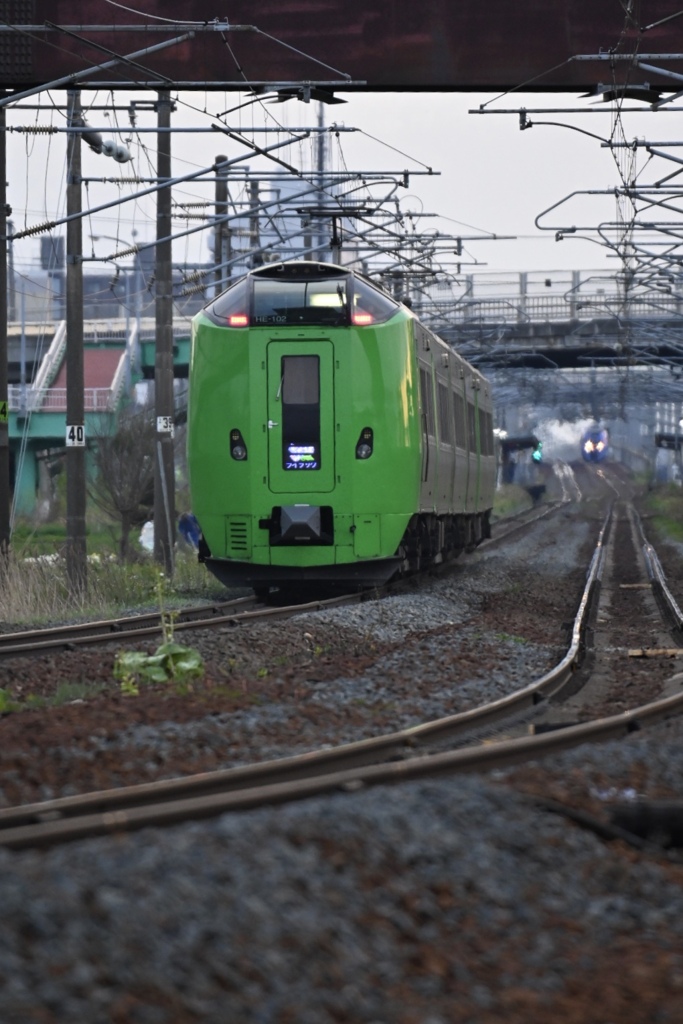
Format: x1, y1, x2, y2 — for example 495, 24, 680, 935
2, 481, 683, 1022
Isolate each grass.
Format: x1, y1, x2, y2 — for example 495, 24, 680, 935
0, 542, 223, 626
0, 680, 106, 714
492, 484, 533, 520
494, 632, 528, 645
642, 484, 683, 545
11, 521, 118, 559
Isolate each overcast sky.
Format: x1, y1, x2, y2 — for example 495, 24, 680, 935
5, 85, 673, 281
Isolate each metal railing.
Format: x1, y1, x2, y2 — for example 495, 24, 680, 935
8, 386, 117, 414
30, 320, 66, 391
440, 292, 683, 324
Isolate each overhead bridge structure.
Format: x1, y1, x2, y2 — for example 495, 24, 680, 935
7, 319, 191, 515
0, 2, 679, 93
443, 308, 683, 372
424, 271, 683, 372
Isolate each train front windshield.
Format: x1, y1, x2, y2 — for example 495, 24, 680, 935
253, 278, 348, 327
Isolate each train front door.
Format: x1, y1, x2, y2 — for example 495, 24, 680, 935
266, 341, 336, 494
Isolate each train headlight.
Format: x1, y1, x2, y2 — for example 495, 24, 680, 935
230, 428, 248, 461
355, 427, 374, 459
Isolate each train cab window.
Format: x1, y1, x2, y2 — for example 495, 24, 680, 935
352, 277, 400, 326
281, 355, 321, 470
206, 277, 250, 326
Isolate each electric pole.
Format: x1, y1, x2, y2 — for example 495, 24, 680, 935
214, 154, 228, 295
0, 97, 9, 558
65, 89, 87, 595
153, 90, 176, 575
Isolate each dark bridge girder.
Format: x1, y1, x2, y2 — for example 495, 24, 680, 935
441, 317, 683, 370
1, 2, 682, 92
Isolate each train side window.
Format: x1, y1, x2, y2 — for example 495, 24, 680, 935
437, 383, 453, 445
467, 402, 477, 453
454, 392, 467, 449
478, 408, 490, 455
420, 368, 435, 438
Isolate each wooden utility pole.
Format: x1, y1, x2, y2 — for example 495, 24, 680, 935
0, 98, 9, 557
153, 90, 175, 576
65, 89, 87, 595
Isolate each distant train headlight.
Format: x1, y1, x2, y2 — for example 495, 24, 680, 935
355, 427, 374, 459
230, 428, 248, 461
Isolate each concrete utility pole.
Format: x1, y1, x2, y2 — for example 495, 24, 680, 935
0, 98, 9, 557
214, 154, 229, 296
316, 101, 326, 260
248, 179, 260, 262
65, 89, 87, 595
153, 90, 175, 576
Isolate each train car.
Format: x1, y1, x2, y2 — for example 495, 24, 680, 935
581, 425, 610, 463
187, 260, 496, 593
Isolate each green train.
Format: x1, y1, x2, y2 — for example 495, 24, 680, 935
187, 261, 496, 593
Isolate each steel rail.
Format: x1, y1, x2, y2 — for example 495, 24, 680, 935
0, 591, 363, 657
5, 686, 683, 852
480, 499, 567, 549
637, 516, 683, 634
0, 595, 257, 654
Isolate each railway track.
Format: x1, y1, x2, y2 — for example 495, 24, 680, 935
0, 591, 364, 659
0, 499, 562, 661
529, 498, 683, 731
3, 497, 682, 851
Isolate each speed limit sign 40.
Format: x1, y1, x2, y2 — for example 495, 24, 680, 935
66, 425, 85, 447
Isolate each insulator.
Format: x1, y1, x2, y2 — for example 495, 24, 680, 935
181, 283, 208, 297
175, 214, 210, 221
173, 202, 210, 209
102, 140, 132, 163
182, 269, 205, 284
16, 219, 57, 239
11, 126, 58, 135
112, 245, 139, 259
